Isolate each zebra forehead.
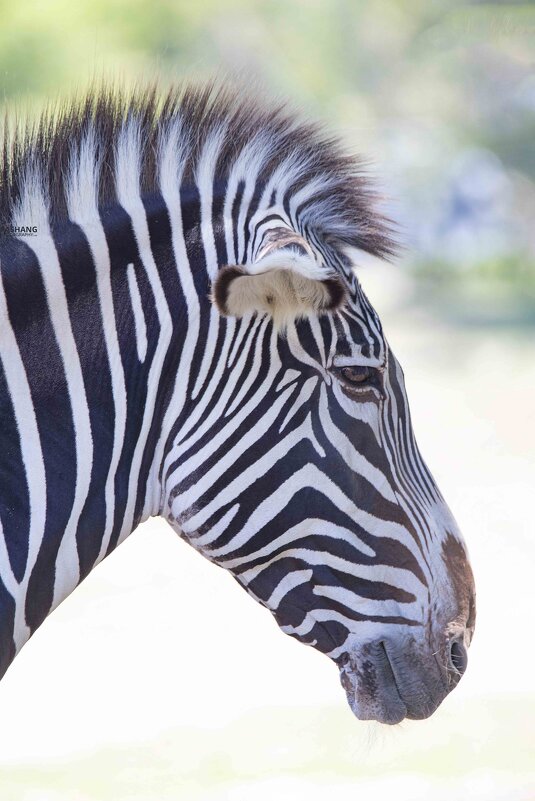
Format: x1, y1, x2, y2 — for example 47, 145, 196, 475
0, 81, 396, 258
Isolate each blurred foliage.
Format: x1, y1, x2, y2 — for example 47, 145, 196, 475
1, 0, 534, 320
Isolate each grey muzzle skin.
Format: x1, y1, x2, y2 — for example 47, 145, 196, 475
338, 630, 470, 725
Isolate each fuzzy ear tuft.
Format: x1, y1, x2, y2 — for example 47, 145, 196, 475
211, 259, 347, 328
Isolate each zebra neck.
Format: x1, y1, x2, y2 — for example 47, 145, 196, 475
0, 191, 198, 669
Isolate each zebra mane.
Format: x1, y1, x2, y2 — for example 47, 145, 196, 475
0, 81, 396, 256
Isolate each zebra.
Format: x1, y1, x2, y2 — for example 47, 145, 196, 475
0, 83, 475, 725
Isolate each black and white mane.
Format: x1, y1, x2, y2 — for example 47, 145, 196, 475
0, 82, 395, 255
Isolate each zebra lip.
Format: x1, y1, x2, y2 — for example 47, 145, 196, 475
338, 639, 448, 725
338, 641, 408, 725
380, 640, 448, 721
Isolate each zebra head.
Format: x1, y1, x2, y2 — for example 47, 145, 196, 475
0, 84, 474, 725
163, 210, 475, 725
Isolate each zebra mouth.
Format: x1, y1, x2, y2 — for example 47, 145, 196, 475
339, 640, 407, 725
338, 638, 449, 725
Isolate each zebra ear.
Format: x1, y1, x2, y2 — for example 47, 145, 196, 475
211, 234, 347, 325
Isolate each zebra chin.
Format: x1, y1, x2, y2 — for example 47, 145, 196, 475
337, 634, 468, 725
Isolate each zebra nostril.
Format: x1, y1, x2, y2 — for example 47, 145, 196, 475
448, 638, 468, 675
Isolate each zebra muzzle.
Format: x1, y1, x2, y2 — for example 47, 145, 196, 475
338, 636, 454, 725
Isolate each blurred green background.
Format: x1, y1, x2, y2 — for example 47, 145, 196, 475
0, 1, 534, 800
2, 0, 535, 322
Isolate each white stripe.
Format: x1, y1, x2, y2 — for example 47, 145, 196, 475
151, 120, 201, 516
227, 314, 256, 368
18, 234, 93, 609
266, 569, 313, 610
243, 548, 423, 597
279, 376, 318, 433
191, 128, 227, 400
312, 585, 421, 621
223, 520, 375, 571
115, 119, 173, 542
225, 316, 271, 417
66, 129, 128, 565
186, 505, 240, 551
0, 519, 18, 601
12, 169, 93, 609
276, 368, 300, 392
0, 269, 48, 648
126, 262, 148, 362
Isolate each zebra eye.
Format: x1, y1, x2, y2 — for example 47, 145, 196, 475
332, 364, 384, 398
340, 366, 372, 385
